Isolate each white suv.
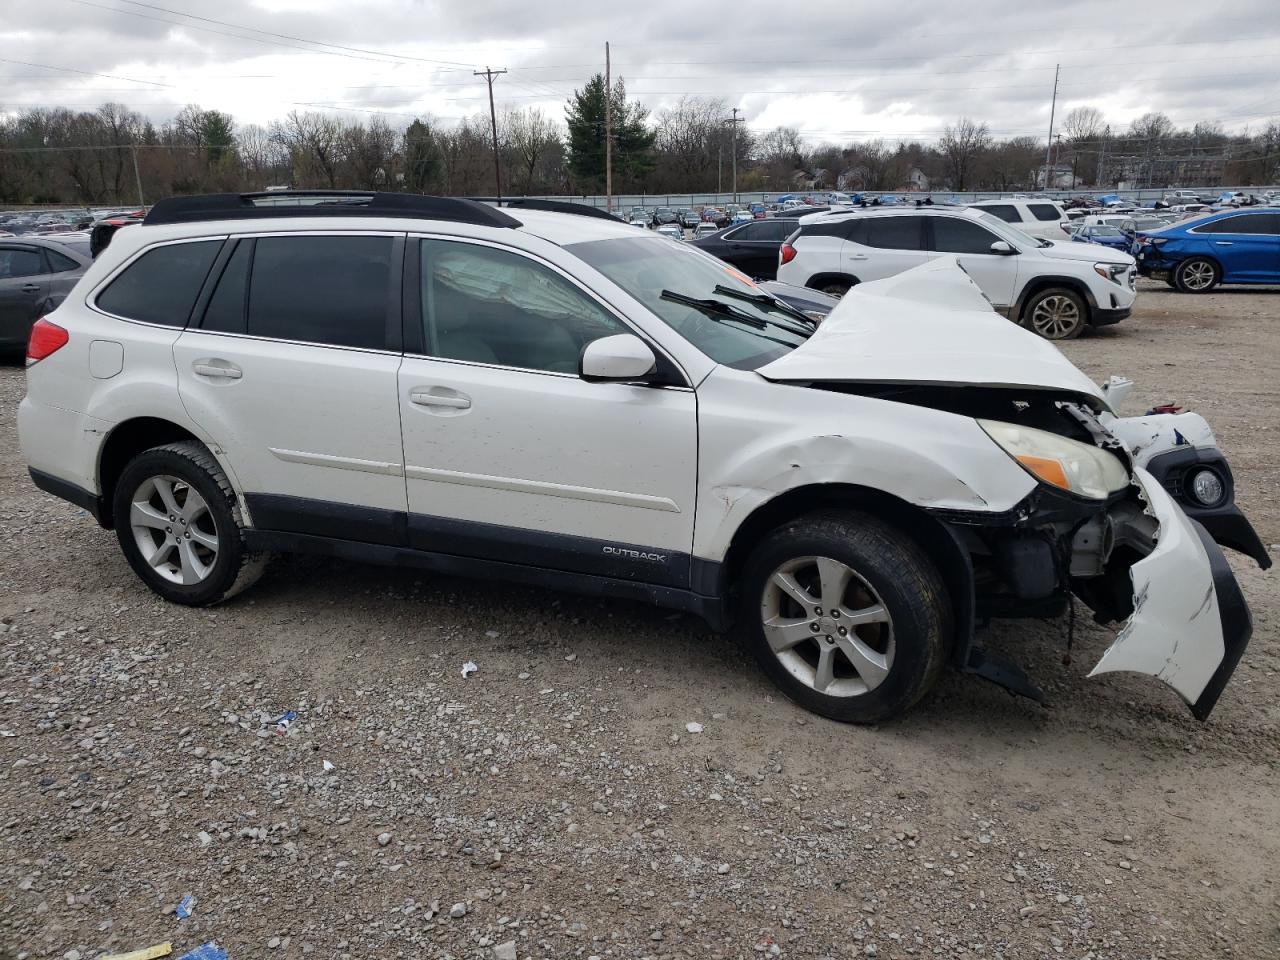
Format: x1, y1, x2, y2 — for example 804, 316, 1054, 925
776, 206, 1137, 339
967, 198, 1072, 240
19, 192, 1251, 723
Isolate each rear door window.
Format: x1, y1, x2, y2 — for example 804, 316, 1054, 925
859, 216, 926, 250
96, 240, 222, 326
242, 236, 394, 349
0, 246, 46, 279
980, 204, 1020, 223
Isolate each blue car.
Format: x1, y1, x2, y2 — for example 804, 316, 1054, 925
1135, 207, 1280, 292
1070, 223, 1132, 253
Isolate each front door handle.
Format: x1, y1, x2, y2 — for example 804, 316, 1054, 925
1213, 241, 1233, 246
410, 390, 471, 409
192, 360, 242, 379
848, 253, 869, 260
21, 283, 40, 292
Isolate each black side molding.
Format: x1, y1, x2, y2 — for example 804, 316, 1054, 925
28, 468, 106, 525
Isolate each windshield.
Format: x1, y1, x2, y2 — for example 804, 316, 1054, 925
567, 236, 810, 370
976, 211, 1047, 248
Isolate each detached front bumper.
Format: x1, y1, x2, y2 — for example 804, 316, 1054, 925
1088, 469, 1252, 719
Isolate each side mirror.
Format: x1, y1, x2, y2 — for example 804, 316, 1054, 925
990, 240, 1016, 255
580, 334, 657, 383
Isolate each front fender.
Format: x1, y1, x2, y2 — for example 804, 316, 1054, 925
692, 369, 1037, 561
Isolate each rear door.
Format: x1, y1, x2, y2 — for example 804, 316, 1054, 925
845, 215, 931, 281
926, 216, 1019, 309
1192, 213, 1280, 281
0, 244, 50, 347
717, 220, 796, 279
173, 233, 408, 542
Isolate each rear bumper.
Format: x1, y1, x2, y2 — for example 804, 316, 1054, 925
29, 467, 106, 523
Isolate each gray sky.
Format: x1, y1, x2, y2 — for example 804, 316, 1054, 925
2, 0, 1278, 142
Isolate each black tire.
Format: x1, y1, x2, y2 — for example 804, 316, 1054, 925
1022, 286, 1088, 340
112, 441, 266, 606
738, 510, 953, 723
1173, 256, 1220, 293
817, 279, 853, 297
1164, 277, 1178, 288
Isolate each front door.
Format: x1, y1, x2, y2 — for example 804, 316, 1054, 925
927, 216, 1020, 310
397, 236, 698, 586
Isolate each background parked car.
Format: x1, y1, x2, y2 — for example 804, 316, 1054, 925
680, 208, 701, 228
968, 198, 1072, 240
1135, 208, 1280, 292
651, 207, 679, 226
690, 218, 800, 279
0, 235, 91, 353
692, 222, 720, 240
1070, 223, 1133, 253
655, 223, 684, 240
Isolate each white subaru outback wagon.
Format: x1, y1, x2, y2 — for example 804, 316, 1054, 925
19, 192, 1256, 723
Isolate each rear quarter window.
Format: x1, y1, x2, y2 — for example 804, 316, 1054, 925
979, 204, 1020, 223
1028, 203, 1063, 222
96, 240, 222, 326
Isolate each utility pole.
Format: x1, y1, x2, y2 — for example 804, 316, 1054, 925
474, 66, 507, 200
724, 107, 745, 201
1042, 63, 1059, 190
1096, 126, 1109, 187
604, 42, 612, 214
130, 144, 144, 207
717, 142, 723, 194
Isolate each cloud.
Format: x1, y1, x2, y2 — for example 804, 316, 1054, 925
2, 0, 1277, 142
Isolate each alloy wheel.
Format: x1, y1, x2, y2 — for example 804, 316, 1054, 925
1181, 260, 1216, 291
1029, 294, 1082, 338
759, 555, 895, 698
129, 474, 219, 585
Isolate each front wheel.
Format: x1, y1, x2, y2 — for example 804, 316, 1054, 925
1174, 257, 1220, 293
739, 511, 952, 723
112, 441, 266, 606
1023, 287, 1088, 340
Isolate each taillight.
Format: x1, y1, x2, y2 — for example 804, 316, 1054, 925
27, 318, 69, 364
780, 242, 797, 265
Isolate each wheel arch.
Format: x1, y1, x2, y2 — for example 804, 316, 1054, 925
804, 272, 860, 293
714, 482, 975, 667
97, 417, 207, 528
1014, 274, 1098, 324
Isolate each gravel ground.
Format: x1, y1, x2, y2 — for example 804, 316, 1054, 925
1, 279, 1277, 960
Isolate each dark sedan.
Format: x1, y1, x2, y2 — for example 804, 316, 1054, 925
689, 218, 799, 280
0, 236, 91, 353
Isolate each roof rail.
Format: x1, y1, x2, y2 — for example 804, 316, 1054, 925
142, 191, 522, 229
471, 197, 625, 222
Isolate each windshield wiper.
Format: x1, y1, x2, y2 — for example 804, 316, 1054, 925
659, 289, 798, 348
660, 289, 767, 328
712, 284, 817, 331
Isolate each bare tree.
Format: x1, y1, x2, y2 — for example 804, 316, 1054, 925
503, 107, 561, 195
273, 111, 343, 188
343, 117, 397, 190
938, 118, 991, 191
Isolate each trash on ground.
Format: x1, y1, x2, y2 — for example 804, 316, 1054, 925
175, 893, 194, 919
273, 710, 296, 735
102, 943, 173, 960
461, 661, 478, 678
322, 759, 335, 772
176, 944, 228, 960
686, 722, 704, 733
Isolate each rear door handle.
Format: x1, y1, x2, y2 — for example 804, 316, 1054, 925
848, 253, 868, 260
1214, 241, 1233, 246
410, 390, 471, 409
21, 283, 40, 292
192, 360, 242, 379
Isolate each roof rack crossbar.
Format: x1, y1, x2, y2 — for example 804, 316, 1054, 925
142, 191, 522, 229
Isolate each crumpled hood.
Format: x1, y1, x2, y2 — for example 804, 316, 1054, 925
757, 257, 1109, 408
1034, 239, 1135, 265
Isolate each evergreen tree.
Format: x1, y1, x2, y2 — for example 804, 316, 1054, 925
564, 74, 654, 192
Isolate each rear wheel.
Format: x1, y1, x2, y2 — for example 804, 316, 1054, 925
1023, 286, 1087, 340
1174, 257, 1220, 293
816, 278, 853, 297
739, 510, 952, 723
112, 441, 266, 606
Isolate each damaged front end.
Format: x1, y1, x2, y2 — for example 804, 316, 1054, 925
931, 400, 1254, 719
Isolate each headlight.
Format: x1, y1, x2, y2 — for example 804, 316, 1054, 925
1093, 262, 1129, 284
979, 420, 1131, 500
